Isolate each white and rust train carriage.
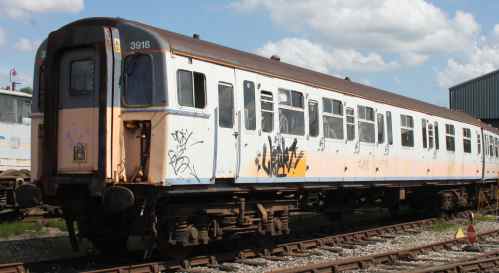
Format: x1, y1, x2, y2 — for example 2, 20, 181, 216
29, 17, 499, 252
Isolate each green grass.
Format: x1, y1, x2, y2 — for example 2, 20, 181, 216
0, 218, 68, 239
44, 219, 67, 231
475, 214, 497, 222
0, 221, 44, 238
431, 220, 459, 232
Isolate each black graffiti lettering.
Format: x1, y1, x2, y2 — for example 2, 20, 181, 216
168, 129, 204, 182
258, 136, 304, 177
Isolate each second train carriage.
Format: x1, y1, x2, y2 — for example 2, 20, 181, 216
30, 17, 499, 252
0, 89, 32, 214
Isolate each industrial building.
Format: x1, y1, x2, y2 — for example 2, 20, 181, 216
449, 69, 499, 128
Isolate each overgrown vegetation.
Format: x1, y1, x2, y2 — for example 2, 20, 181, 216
0, 218, 67, 239
431, 220, 458, 232
475, 214, 497, 222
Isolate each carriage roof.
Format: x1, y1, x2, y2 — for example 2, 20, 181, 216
57, 17, 499, 134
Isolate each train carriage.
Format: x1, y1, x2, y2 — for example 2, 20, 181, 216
0, 89, 31, 214
29, 17, 499, 253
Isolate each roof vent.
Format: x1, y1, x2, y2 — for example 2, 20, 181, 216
270, 55, 281, 61
193, 33, 200, 40
344, 76, 351, 81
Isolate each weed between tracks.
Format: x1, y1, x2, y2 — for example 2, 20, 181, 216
430, 220, 459, 232
0, 219, 67, 239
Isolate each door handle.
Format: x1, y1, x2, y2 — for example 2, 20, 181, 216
354, 141, 360, 153
319, 137, 325, 151
233, 131, 239, 138
384, 145, 389, 155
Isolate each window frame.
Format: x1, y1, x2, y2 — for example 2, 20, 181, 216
278, 88, 305, 136
463, 128, 472, 154
176, 69, 207, 109
428, 123, 434, 149
377, 113, 384, 144
422, 119, 428, 149
346, 107, 355, 141
358, 105, 375, 144
477, 132, 481, 155
435, 121, 440, 150
495, 137, 499, 158
386, 111, 393, 145
260, 90, 274, 133
69, 58, 95, 96
445, 124, 456, 152
217, 82, 234, 128
308, 100, 319, 138
400, 114, 415, 148
123, 53, 154, 107
322, 98, 344, 140
243, 80, 257, 131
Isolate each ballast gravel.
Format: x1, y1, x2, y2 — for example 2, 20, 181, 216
193, 219, 499, 273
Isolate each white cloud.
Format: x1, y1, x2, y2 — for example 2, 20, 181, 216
14, 38, 39, 52
256, 38, 398, 73
437, 43, 499, 88
232, 0, 480, 64
400, 52, 429, 66
0, 0, 84, 19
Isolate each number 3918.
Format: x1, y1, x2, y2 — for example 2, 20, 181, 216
130, 40, 151, 50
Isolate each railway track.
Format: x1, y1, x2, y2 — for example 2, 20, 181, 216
2, 214, 496, 273
8, 218, 437, 273
268, 228, 499, 273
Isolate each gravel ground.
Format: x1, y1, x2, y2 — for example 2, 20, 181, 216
193, 219, 499, 273
0, 230, 92, 264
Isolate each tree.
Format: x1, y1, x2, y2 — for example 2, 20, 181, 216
19, 87, 32, 94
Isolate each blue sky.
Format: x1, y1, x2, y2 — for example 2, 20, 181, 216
1, 0, 499, 107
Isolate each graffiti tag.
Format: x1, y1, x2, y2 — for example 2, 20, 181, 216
168, 129, 204, 182
257, 136, 304, 177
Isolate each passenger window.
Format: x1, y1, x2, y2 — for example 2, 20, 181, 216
422, 119, 427, 148
485, 135, 489, 156
463, 128, 471, 153
323, 98, 344, 139
358, 105, 375, 143
386, 111, 393, 145
243, 81, 256, 130
435, 122, 440, 150
177, 70, 206, 108
495, 138, 499, 158
18, 99, 31, 123
346, 107, 355, 141
0, 94, 17, 123
218, 83, 234, 128
445, 124, 455, 151
261, 91, 274, 133
124, 54, 153, 106
279, 89, 304, 135
377, 113, 384, 144
477, 133, 481, 154
70, 59, 94, 95
492, 137, 495, 157
400, 114, 414, 147
428, 123, 434, 149
493, 138, 496, 157
308, 101, 319, 137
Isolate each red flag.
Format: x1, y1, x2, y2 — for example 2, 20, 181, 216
10, 68, 16, 77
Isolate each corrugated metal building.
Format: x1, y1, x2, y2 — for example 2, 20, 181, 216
449, 69, 499, 128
